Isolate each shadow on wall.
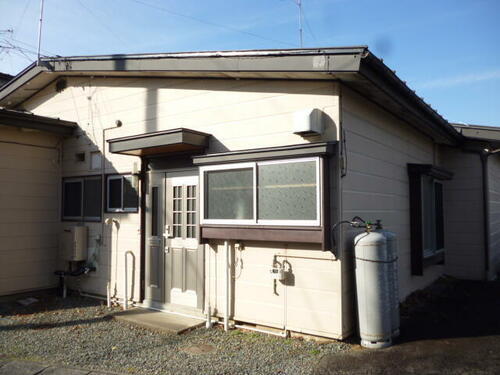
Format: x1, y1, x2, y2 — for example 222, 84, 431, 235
54, 64, 340, 306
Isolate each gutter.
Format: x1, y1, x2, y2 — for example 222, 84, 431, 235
359, 52, 463, 145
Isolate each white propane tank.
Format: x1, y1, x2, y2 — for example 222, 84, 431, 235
354, 229, 394, 349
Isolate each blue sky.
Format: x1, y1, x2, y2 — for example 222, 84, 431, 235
0, 0, 499, 125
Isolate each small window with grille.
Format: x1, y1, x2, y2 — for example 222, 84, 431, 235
62, 176, 102, 221
106, 174, 139, 213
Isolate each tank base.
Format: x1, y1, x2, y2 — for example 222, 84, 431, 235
361, 338, 392, 349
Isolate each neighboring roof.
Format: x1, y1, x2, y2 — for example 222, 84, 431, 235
0, 72, 13, 85
0, 108, 77, 136
0, 47, 463, 145
453, 123, 500, 148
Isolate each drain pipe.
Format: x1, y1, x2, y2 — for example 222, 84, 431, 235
480, 148, 500, 278
105, 218, 120, 306
224, 240, 230, 332
124, 250, 134, 310
481, 152, 491, 277
101, 121, 122, 308
205, 243, 212, 329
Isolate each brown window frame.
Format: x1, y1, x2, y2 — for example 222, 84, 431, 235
408, 164, 452, 275
193, 143, 336, 250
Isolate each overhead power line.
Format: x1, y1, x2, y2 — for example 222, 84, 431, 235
75, 0, 128, 44
128, 0, 298, 48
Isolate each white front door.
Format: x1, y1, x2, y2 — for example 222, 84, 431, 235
145, 169, 203, 311
164, 173, 200, 308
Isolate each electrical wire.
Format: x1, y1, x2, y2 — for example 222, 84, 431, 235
75, 0, 128, 45
128, 0, 298, 47
15, 0, 32, 34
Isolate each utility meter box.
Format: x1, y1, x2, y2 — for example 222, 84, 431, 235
293, 108, 324, 136
60, 226, 88, 261
269, 267, 285, 281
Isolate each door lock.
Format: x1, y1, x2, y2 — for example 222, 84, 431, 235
165, 225, 173, 238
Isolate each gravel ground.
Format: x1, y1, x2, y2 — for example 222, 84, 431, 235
0, 291, 351, 375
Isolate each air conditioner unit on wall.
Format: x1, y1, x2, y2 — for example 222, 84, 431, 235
60, 226, 88, 262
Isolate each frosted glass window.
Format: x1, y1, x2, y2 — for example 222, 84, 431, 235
258, 161, 317, 220
205, 168, 253, 220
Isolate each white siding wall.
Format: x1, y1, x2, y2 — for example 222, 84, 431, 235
441, 147, 485, 280
0, 126, 61, 295
206, 241, 344, 339
340, 86, 444, 302
488, 154, 500, 279
23, 77, 347, 338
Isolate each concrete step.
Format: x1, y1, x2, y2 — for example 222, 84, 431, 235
112, 308, 205, 334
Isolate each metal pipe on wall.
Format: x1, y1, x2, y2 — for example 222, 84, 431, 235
124, 250, 134, 310
224, 240, 230, 332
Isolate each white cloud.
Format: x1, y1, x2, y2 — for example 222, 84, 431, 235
418, 69, 500, 89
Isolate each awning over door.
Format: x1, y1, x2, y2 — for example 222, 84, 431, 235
107, 128, 210, 156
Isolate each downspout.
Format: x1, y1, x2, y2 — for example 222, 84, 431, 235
139, 157, 147, 302
481, 152, 491, 278
224, 240, 230, 331
101, 120, 122, 307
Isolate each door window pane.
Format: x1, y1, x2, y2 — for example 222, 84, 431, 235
151, 187, 159, 236
186, 185, 197, 238
258, 161, 317, 220
63, 181, 82, 217
204, 168, 254, 220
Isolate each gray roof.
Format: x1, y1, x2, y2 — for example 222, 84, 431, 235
0, 47, 463, 144
0, 108, 77, 136
452, 123, 500, 147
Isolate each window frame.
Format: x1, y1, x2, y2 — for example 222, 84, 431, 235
106, 174, 139, 213
421, 177, 445, 258
200, 156, 321, 227
408, 163, 452, 275
62, 175, 102, 222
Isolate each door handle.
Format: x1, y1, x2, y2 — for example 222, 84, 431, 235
165, 225, 174, 238
163, 235, 170, 253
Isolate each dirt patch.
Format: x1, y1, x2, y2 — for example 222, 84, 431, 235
315, 278, 500, 375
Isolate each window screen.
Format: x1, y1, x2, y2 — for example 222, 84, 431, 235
435, 182, 444, 250
108, 178, 122, 209
84, 178, 102, 219
123, 176, 138, 209
204, 168, 254, 220
62, 177, 101, 221
107, 175, 139, 212
63, 181, 82, 217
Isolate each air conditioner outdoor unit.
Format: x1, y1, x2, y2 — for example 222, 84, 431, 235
60, 226, 88, 261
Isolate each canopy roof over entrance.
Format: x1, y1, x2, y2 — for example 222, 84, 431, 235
107, 128, 210, 156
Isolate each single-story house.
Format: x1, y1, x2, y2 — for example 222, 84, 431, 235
0, 47, 499, 340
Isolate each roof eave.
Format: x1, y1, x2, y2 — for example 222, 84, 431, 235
0, 108, 77, 136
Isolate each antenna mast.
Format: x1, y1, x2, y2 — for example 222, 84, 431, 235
296, 0, 303, 48
36, 0, 45, 64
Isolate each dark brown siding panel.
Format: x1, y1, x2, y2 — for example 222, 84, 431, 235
200, 226, 324, 245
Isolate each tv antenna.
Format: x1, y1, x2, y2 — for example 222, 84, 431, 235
37, 0, 45, 64
295, 0, 303, 47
